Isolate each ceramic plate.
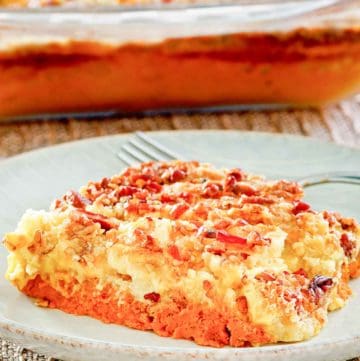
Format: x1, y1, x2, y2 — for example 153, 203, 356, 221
0, 130, 359, 361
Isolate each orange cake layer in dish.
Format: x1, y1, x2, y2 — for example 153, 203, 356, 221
3, 161, 360, 347
1, 28, 360, 118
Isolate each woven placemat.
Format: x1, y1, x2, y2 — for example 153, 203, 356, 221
0, 97, 359, 361
0, 96, 359, 157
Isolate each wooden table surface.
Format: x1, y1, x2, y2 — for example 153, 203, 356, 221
0, 97, 359, 361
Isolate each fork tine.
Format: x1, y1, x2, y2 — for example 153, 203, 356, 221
135, 131, 183, 160
118, 131, 183, 167
117, 152, 135, 167
128, 139, 164, 161
121, 144, 151, 163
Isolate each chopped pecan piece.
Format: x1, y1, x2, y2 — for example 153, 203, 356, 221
234, 183, 258, 196
323, 211, 338, 227
63, 190, 91, 208
169, 169, 187, 183
168, 245, 182, 261
247, 231, 271, 247
202, 183, 223, 198
214, 220, 232, 230
340, 233, 356, 257
292, 201, 311, 215
170, 204, 189, 219
339, 217, 357, 232
309, 275, 333, 303
161, 193, 176, 204
75, 210, 115, 231
114, 186, 139, 198
225, 169, 244, 192
255, 272, 276, 282
179, 192, 194, 203
197, 227, 217, 239
228, 169, 244, 181
294, 268, 308, 277
242, 196, 274, 205
100, 177, 110, 188
216, 230, 247, 245
145, 181, 162, 193
144, 292, 160, 302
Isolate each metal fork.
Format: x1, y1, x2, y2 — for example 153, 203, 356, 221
118, 132, 360, 188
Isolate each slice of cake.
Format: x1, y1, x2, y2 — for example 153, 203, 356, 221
3, 161, 359, 347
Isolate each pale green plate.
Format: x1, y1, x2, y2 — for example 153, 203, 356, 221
0, 130, 359, 361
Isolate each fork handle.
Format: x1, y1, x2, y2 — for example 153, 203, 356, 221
298, 172, 360, 188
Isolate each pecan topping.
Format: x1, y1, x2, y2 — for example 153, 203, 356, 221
309, 275, 333, 303
64, 190, 91, 208
197, 227, 217, 239
228, 169, 244, 181
247, 231, 271, 247
292, 201, 311, 215
144, 292, 160, 302
225, 169, 244, 192
214, 220, 232, 230
202, 183, 223, 198
206, 247, 225, 256
323, 211, 338, 227
216, 230, 247, 245
234, 183, 258, 196
272, 180, 303, 198
114, 186, 139, 198
145, 181, 162, 193
255, 272, 276, 282
340, 233, 356, 257
242, 196, 274, 205
75, 210, 115, 231
225, 175, 237, 191
203, 280, 212, 291
179, 192, 194, 203
170, 204, 189, 219
293, 268, 308, 277
100, 177, 110, 188
199, 228, 269, 248
161, 193, 176, 204
339, 217, 357, 231
169, 169, 187, 183
168, 245, 182, 261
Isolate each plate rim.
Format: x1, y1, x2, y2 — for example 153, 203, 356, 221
1, 314, 360, 355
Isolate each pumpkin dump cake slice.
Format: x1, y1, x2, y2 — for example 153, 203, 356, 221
3, 161, 359, 347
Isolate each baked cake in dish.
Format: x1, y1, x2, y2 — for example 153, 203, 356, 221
3, 161, 360, 347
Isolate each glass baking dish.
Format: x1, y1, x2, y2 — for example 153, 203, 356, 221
0, 0, 360, 120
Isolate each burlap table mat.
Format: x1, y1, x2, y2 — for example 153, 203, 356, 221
0, 97, 359, 361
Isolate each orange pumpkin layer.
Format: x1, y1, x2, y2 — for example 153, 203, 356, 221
1, 28, 360, 118
23, 276, 272, 347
